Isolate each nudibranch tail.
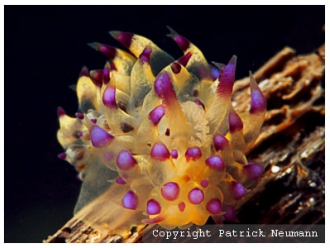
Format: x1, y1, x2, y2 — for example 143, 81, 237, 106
57, 29, 266, 235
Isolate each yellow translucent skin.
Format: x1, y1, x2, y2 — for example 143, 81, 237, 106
57, 29, 266, 234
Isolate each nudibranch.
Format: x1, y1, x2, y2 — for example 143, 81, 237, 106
57, 28, 266, 234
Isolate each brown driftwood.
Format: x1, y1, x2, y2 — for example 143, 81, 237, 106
45, 44, 325, 243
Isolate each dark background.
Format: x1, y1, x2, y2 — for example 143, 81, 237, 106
4, 5, 325, 242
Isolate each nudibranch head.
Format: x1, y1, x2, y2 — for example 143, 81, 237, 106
57, 28, 266, 232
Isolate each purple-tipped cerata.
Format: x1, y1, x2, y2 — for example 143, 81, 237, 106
57, 107, 66, 117
122, 190, 138, 210
110, 31, 133, 49
185, 147, 202, 161
115, 176, 126, 185
116, 150, 137, 170
90, 69, 103, 87
205, 155, 226, 171
89, 125, 114, 148
171, 62, 181, 74
188, 188, 204, 204
75, 112, 84, 119
243, 162, 264, 180
229, 111, 243, 133
149, 105, 165, 125
213, 134, 229, 151
150, 142, 170, 160
88, 42, 117, 59
146, 199, 161, 215
103, 67, 111, 84
231, 182, 247, 200
206, 198, 222, 214
177, 52, 192, 67
161, 182, 180, 201
217, 56, 237, 97
102, 86, 117, 109
58, 152, 67, 159
171, 149, 178, 159
139, 47, 152, 64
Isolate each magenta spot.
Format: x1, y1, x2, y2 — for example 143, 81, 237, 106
102, 86, 117, 109
177, 52, 192, 67
217, 56, 236, 96
229, 111, 243, 133
103, 67, 110, 84
213, 134, 228, 151
77, 131, 83, 137
57, 107, 66, 117
148, 105, 165, 125
88, 42, 117, 59
150, 142, 170, 161
161, 182, 180, 201
115, 176, 126, 185
222, 205, 237, 222
250, 88, 267, 114
171, 149, 178, 159
201, 179, 209, 188
91, 119, 97, 124
185, 147, 202, 161
243, 162, 264, 180
110, 31, 133, 48
194, 99, 205, 110
171, 62, 181, 74
154, 71, 172, 98
173, 34, 190, 51
231, 182, 247, 200
146, 199, 161, 215
116, 150, 137, 170
75, 112, 84, 119
58, 153, 67, 159
205, 155, 225, 171
206, 198, 222, 214
90, 125, 114, 148
139, 47, 152, 64
90, 69, 103, 87
79, 66, 90, 77
122, 191, 138, 210
188, 188, 204, 204
178, 202, 186, 212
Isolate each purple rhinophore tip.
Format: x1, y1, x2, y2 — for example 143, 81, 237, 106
222, 205, 237, 222
110, 31, 133, 48
210, 65, 220, 81
213, 134, 229, 151
171, 62, 181, 74
148, 105, 165, 125
150, 142, 170, 161
185, 147, 202, 161
116, 150, 137, 170
229, 111, 243, 133
194, 99, 205, 110
172, 34, 190, 51
206, 198, 222, 214
146, 199, 162, 215
90, 125, 114, 148
58, 153, 67, 159
122, 190, 138, 210
201, 179, 209, 188
250, 87, 267, 114
91, 119, 97, 124
217, 56, 237, 96
188, 188, 204, 204
75, 112, 84, 119
102, 86, 117, 109
90, 70, 103, 87
177, 52, 192, 67
178, 202, 186, 212
88, 42, 117, 59
243, 162, 264, 180
171, 149, 178, 159
79, 66, 90, 77
57, 107, 66, 117
103, 67, 110, 84
205, 155, 226, 171
139, 47, 152, 64
115, 176, 126, 185
231, 182, 247, 200
161, 182, 180, 201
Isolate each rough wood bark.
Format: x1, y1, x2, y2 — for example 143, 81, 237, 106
45, 44, 325, 243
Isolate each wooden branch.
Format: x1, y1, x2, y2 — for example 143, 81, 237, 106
45, 44, 325, 243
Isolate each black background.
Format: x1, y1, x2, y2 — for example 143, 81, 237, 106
4, 5, 325, 242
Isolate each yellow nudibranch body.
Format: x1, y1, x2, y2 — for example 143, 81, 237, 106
57, 28, 266, 233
